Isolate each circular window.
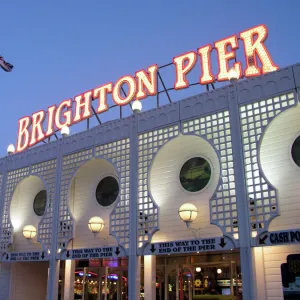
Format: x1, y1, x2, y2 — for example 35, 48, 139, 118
180, 157, 211, 192
292, 135, 300, 167
33, 190, 47, 216
96, 176, 119, 207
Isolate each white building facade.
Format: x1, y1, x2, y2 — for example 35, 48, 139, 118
0, 63, 300, 300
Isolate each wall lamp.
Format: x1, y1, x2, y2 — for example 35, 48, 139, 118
88, 216, 104, 237
178, 203, 201, 239
22, 225, 37, 241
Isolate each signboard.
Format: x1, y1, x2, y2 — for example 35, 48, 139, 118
257, 229, 300, 247
143, 236, 235, 256
1, 251, 49, 262
281, 254, 300, 299
16, 24, 278, 153
59, 246, 126, 260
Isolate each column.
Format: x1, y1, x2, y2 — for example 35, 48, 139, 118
144, 255, 156, 300
104, 267, 108, 300
164, 264, 168, 300
253, 247, 266, 300
128, 113, 140, 299
116, 270, 122, 300
176, 267, 179, 300
64, 260, 75, 300
230, 261, 233, 295
228, 82, 255, 300
97, 267, 105, 300
82, 267, 88, 300
47, 139, 63, 300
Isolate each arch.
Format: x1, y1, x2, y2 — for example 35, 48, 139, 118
66, 157, 120, 249
260, 102, 300, 231
149, 134, 222, 243
10, 175, 47, 251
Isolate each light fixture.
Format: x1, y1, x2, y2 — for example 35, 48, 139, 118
228, 67, 239, 83
196, 267, 201, 272
22, 225, 37, 240
7, 144, 15, 155
61, 126, 70, 137
178, 203, 198, 228
88, 216, 104, 236
217, 268, 222, 274
132, 100, 142, 113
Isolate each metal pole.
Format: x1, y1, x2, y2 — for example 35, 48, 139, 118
228, 81, 255, 300
128, 112, 139, 299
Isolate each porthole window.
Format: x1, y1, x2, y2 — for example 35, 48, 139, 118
292, 135, 300, 167
180, 157, 211, 193
96, 176, 119, 207
33, 190, 47, 216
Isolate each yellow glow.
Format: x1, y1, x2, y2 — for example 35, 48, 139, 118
214, 35, 241, 81
11, 218, 21, 230
233, 233, 239, 240
173, 52, 197, 90
113, 76, 136, 105
178, 203, 198, 222
252, 231, 257, 238
88, 216, 105, 234
22, 225, 37, 239
240, 25, 279, 77
198, 45, 214, 84
135, 64, 158, 100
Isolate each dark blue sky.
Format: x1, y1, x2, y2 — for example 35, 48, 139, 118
1, 1, 299, 156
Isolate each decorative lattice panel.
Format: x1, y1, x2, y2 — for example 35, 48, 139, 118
182, 111, 238, 237
0, 167, 30, 252
240, 92, 296, 232
95, 138, 130, 249
137, 125, 179, 248
31, 160, 57, 251
58, 149, 93, 249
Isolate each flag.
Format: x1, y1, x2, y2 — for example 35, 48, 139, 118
0, 56, 13, 72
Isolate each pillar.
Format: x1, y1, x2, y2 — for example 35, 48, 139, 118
64, 260, 75, 300
228, 82, 255, 300
253, 247, 266, 300
47, 140, 63, 300
128, 113, 140, 299
97, 267, 105, 300
116, 270, 122, 300
164, 264, 168, 300
144, 255, 156, 300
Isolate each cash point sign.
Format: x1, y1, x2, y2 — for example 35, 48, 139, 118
17, 24, 278, 152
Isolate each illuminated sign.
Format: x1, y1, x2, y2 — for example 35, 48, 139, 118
59, 246, 125, 260
16, 24, 278, 152
1, 251, 49, 262
143, 236, 235, 255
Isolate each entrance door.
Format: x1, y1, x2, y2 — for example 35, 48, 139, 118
73, 260, 128, 300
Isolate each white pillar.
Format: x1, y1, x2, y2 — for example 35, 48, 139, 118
253, 247, 266, 300
144, 255, 156, 300
128, 113, 140, 300
228, 83, 255, 300
64, 260, 75, 300
47, 259, 60, 300
47, 140, 63, 300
